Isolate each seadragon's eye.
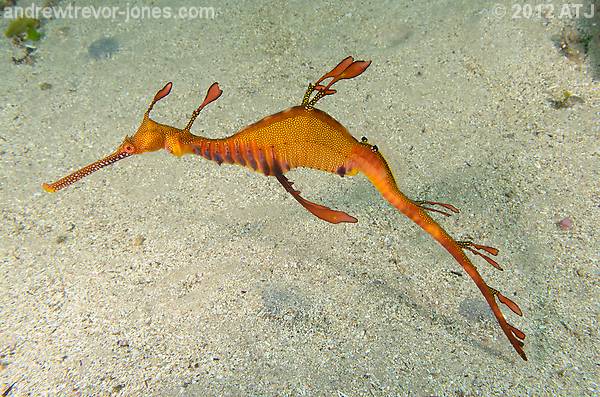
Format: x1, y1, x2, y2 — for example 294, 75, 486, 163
361, 136, 368, 143
371, 145, 378, 153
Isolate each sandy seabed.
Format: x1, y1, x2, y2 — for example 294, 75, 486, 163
1, 0, 599, 396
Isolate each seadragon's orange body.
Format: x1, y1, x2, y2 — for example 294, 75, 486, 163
43, 57, 527, 360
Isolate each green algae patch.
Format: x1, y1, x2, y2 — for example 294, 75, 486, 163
4, 17, 42, 41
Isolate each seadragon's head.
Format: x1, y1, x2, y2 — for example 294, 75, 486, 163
42, 82, 221, 193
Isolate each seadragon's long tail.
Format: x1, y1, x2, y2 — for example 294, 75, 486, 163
351, 145, 527, 360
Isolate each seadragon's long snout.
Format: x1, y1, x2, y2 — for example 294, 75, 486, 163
42, 149, 133, 193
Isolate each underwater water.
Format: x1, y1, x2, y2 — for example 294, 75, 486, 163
1, 0, 598, 395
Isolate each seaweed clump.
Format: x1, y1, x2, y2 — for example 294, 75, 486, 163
4, 16, 45, 65
550, 90, 584, 109
558, 27, 592, 64
4, 17, 42, 41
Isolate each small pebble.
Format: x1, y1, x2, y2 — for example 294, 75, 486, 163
55, 26, 70, 38
39, 82, 52, 90
557, 217, 573, 230
133, 235, 145, 246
